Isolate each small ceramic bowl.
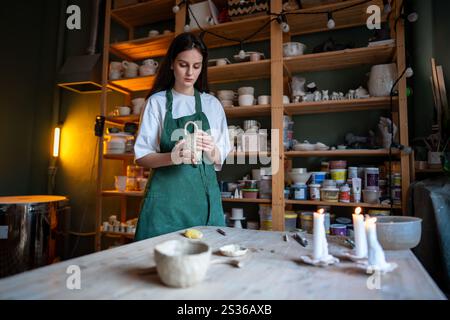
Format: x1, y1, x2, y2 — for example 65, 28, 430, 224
375, 216, 422, 250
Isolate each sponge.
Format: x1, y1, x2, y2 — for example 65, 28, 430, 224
184, 229, 203, 239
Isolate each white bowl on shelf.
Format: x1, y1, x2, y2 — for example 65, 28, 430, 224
288, 172, 312, 184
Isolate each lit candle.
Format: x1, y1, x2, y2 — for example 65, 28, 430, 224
352, 207, 368, 258
365, 216, 389, 269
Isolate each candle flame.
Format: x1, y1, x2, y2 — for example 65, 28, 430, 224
318, 208, 324, 214
355, 207, 362, 215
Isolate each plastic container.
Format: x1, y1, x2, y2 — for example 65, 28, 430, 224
284, 188, 290, 199
391, 187, 402, 205
311, 172, 327, 185
364, 167, 380, 190
322, 179, 337, 188
330, 160, 347, 169
258, 176, 272, 199
348, 167, 358, 179
308, 184, 321, 200
259, 204, 272, 230
291, 183, 307, 200
285, 212, 298, 231
321, 187, 339, 202
242, 189, 259, 199
300, 212, 314, 233
330, 224, 347, 236
362, 189, 381, 204
339, 184, 351, 203
330, 169, 347, 184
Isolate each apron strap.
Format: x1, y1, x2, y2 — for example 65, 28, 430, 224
194, 89, 202, 114
165, 89, 173, 113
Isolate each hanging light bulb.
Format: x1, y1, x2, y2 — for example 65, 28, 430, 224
383, 0, 392, 14
184, 2, 191, 32
238, 49, 246, 60
184, 24, 191, 32
405, 67, 414, 78
280, 14, 290, 33
407, 11, 419, 23
172, 5, 180, 13
327, 12, 335, 29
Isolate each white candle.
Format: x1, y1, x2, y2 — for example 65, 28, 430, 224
352, 207, 368, 258
365, 216, 388, 268
313, 209, 329, 261
313, 211, 324, 260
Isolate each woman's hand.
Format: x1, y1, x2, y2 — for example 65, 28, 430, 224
196, 130, 220, 165
171, 139, 198, 165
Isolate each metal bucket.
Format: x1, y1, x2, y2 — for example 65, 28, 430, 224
0, 196, 70, 278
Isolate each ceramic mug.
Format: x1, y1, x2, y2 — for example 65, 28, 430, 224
114, 176, 127, 192
238, 94, 254, 106
132, 98, 146, 115
122, 61, 139, 78
118, 106, 131, 116
257, 95, 270, 105
184, 121, 202, 163
109, 70, 122, 80
216, 58, 227, 66
250, 52, 261, 61
148, 30, 159, 37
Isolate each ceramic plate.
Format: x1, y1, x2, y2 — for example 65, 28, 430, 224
293, 144, 315, 151
233, 52, 265, 63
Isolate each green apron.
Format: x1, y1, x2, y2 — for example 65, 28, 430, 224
135, 89, 225, 240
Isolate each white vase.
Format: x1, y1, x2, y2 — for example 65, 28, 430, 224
368, 63, 397, 97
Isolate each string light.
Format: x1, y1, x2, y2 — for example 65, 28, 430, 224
278, 13, 290, 33
327, 12, 335, 29
407, 11, 419, 23
238, 41, 246, 59
405, 67, 414, 78
172, 5, 180, 13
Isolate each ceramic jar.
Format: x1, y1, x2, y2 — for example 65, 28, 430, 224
122, 61, 139, 78
139, 59, 159, 76
368, 63, 397, 97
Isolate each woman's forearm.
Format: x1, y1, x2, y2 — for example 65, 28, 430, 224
135, 152, 174, 169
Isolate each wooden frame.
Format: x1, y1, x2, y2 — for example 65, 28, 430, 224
95, 0, 411, 247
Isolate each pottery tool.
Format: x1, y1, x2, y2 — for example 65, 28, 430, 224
283, 233, 289, 242
292, 232, 308, 247
345, 238, 356, 249
217, 228, 227, 236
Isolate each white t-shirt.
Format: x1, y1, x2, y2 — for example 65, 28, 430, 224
134, 89, 231, 171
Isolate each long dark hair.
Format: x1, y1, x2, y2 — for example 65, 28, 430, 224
146, 32, 209, 99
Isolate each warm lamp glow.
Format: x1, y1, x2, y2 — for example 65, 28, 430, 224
318, 208, 325, 214
53, 127, 61, 158
355, 207, 362, 215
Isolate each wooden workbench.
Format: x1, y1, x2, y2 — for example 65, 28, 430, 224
0, 227, 445, 300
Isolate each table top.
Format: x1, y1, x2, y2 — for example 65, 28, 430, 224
0, 227, 446, 300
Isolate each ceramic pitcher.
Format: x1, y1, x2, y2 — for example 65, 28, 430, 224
122, 61, 139, 78
139, 59, 159, 76
368, 63, 397, 97
184, 121, 202, 163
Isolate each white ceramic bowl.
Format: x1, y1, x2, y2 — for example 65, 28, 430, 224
238, 86, 255, 95
375, 216, 422, 250
288, 171, 312, 184
238, 94, 254, 106
154, 240, 211, 288
283, 42, 307, 57
362, 189, 381, 204
217, 90, 235, 100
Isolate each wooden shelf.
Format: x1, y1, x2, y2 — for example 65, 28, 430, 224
110, 33, 174, 60
101, 229, 135, 239
208, 59, 271, 84
283, 44, 396, 75
109, 75, 155, 92
287, 0, 386, 36
286, 199, 401, 210
224, 104, 271, 118
284, 97, 398, 116
103, 153, 135, 160
285, 149, 401, 158
102, 190, 144, 197
105, 115, 140, 125
227, 151, 271, 158
222, 198, 271, 204
415, 168, 443, 173
111, 0, 175, 27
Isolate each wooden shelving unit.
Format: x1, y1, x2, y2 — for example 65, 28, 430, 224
96, 0, 409, 248
224, 105, 271, 118
102, 190, 144, 197
285, 149, 401, 158
286, 200, 401, 210
105, 115, 140, 125
103, 153, 135, 160
284, 97, 398, 116
222, 198, 271, 204
283, 44, 396, 75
